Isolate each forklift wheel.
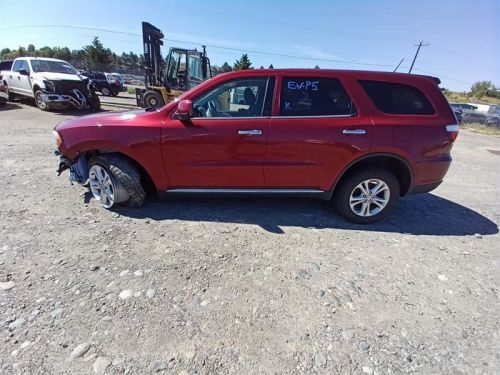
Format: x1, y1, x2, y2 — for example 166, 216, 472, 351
144, 91, 164, 109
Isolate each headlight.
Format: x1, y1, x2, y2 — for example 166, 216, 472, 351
53, 131, 62, 148
44, 80, 55, 93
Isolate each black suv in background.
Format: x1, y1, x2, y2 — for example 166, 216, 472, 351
80, 71, 125, 96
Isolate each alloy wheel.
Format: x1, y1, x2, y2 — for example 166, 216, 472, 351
349, 179, 390, 217
89, 165, 115, 208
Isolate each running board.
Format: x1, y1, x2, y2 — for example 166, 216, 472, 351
162, 188, 329, 199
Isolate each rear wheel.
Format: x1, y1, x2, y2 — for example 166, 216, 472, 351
334, 169, 400, 224
143, 91, 164, 109
34, 90, 49, 111
101, 87, 111, 96
88, 154, 146, 209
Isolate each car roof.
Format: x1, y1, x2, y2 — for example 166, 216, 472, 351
16, 57, 70, 63
218, 68, 440, 84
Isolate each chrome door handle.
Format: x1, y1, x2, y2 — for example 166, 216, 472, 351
343, 129, 366, 135
238, 129, 262, 136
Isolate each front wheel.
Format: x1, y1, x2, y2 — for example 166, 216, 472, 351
34, 90, 49, 111
333, 169, 400, 224
88, 154, 146, 209
101, 87, 111, 96
89, 95, 101, 111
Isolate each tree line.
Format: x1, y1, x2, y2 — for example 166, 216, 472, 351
0, 37, 268, 76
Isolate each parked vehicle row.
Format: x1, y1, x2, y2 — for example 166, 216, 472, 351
0, 57, 132, 111
0, 57, 101, 111
80, 71, 127, 96
450, 102, 500, 127
54, 68, 459, 224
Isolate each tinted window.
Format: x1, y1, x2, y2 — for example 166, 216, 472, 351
280, 77, 355, 117
192, 77, 273, 118
0, 60, 13, 70
94, 73, 106, 80
359, 80, 435, 115
12, 60, 23, 72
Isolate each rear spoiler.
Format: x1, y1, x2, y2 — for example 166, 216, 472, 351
416, 74, 441, 85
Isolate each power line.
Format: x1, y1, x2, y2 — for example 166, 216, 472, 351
1, 25, 396, 68
1, 24, 471, 86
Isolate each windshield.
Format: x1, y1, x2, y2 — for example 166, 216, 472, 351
31, 60, 78, 74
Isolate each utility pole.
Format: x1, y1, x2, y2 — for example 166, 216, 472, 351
394, 58, 404, 72
409, 41, 428, 73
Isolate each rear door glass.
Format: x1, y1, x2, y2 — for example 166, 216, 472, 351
359, 80, 435, 115
279, 77, 356, 117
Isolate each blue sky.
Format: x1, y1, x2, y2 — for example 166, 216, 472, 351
0, 0, 498, 91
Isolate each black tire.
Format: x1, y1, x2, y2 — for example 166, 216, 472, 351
111, 92, 118, 97
333, 168, 400, 224
143, 91, 164, 109
89, 154, 146, 208
101, 87, 111, 96
34, 90, 49, 111
89, 95, 101, 111
7, 87, 15, 101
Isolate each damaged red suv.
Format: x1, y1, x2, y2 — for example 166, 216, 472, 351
54, 69, 458, 223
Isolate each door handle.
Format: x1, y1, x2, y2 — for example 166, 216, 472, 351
342, 129, 366, 135
238, 129, 262, 136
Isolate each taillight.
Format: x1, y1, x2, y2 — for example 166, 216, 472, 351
446, 124, 459, 142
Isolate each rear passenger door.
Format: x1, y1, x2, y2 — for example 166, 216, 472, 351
265, 75, 372, 191
9, 60, 31, 95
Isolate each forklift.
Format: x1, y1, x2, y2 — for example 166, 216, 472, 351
135, 22, 212, 109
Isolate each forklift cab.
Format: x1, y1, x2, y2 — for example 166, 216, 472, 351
165, 47, 211, 91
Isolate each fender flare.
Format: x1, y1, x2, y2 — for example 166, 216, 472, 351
327, 152, 415, 199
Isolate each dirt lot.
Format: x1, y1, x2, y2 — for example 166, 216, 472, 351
0, 98, 499, 374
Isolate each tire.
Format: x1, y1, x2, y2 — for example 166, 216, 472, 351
111, 92, 118, 97
89, 95, 101, 111
101, 87, 111, 96
333, 168, 400, 224
7, 87, 15, 101
34, 90, 49, 111
143, 91, 164, 109
88, 154, 146, 209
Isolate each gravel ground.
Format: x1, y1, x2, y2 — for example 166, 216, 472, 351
0, 101, 499, 374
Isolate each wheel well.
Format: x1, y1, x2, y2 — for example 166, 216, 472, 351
85, 150, 156, 194
33, 85, 40, 94
333, 155, 413, 196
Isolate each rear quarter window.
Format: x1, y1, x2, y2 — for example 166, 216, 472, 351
359, 80, 435, 115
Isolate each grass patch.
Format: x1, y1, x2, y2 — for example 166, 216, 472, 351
445, 92, 500, 105
461, 123, 500, 136
127, 87, 136, 95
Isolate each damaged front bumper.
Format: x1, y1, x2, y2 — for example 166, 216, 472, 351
56, 152, 88, 185
42, 89, 90, 109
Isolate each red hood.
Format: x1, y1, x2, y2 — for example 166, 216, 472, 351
55, 109, 152, 131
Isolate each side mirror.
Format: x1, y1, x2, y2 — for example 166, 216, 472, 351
176, 99, 194, 120
18, 69, 29, 76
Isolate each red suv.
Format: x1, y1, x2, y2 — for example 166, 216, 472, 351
54, 69, 458, 223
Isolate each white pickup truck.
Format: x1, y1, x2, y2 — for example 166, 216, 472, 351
0, 57, 100, 111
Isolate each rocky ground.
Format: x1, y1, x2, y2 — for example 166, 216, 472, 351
0, 99, 499, 374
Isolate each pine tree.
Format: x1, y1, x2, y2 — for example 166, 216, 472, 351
221, 62, 232, 72
268, 64, 274, 69
233, 54, 252, 70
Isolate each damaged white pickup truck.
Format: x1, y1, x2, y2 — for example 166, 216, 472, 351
0, 57, 100, 111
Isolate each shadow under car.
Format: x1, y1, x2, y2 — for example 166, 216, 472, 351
113, 193, 498, 236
